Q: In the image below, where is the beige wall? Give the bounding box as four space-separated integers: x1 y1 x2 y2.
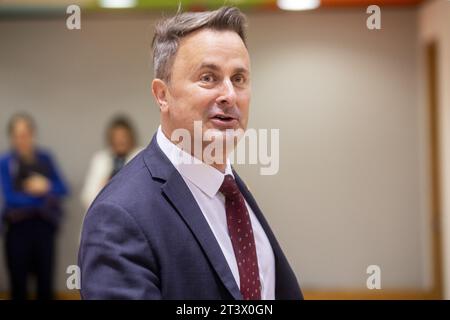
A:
0 7 430 294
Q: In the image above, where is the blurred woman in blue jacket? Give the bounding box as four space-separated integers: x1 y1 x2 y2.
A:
0 113 68 300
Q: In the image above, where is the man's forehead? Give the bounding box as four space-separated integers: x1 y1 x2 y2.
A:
176 29 250 70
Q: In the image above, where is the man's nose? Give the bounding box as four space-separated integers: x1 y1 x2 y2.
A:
216 79 237 107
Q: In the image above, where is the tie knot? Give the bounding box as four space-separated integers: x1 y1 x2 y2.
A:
219 174 240 199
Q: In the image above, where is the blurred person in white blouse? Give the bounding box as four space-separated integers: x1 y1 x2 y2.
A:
80 115 142 211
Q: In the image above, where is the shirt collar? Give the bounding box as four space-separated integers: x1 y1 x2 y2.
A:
156 125 233 198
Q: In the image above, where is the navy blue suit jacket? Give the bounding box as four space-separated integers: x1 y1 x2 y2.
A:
78 134 302 300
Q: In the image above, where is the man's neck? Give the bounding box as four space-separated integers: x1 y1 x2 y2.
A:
161 126 229 174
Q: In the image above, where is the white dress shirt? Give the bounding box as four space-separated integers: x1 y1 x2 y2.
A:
156 126 275 299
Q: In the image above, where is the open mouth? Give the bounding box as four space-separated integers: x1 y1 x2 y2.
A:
210 114 238 129
212 114 235 122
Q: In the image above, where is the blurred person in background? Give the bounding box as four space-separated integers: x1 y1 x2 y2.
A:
80 115 141 211
0 113 69 300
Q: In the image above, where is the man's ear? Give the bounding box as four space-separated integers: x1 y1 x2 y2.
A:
151 78 169 112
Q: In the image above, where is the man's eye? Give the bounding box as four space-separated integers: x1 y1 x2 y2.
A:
200 74 215 82
233 75 246 84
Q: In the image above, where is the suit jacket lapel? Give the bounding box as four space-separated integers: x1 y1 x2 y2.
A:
232 170 281 256
144 136 242 300
233 170 303 300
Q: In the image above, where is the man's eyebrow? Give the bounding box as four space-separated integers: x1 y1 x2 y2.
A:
197 63 220 71
233 67 249 74
196 63 249 74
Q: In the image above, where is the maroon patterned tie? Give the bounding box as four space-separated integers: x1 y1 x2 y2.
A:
219 174 261 300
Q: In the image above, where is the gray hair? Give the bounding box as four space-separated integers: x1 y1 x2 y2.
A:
151 6 248 82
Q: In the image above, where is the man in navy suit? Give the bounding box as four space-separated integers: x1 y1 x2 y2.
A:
78 6 302 300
